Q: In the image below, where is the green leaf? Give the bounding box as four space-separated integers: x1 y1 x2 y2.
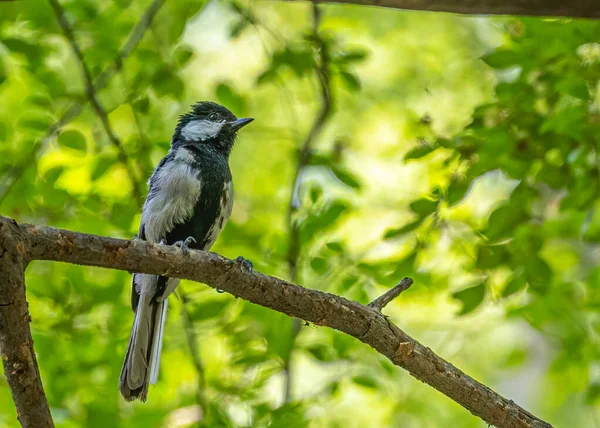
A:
485 204 530 241
42 166 64 185
18 116 52 131
335 49 368 64
331 166 361 189
310 257 328 274
25 94 52 108
152 69 184 98
300 201 349 244
452 282 485 315
476 245 509 269
2 37 41 62
502 276 526 298
229 19 249 39
133 96 150 114
404 143 438 160
524 256 552 294
173 46 194 68
306 343 337 362
446 179 470 206
91 155 116 180
352 375 378 389
325 241 343 252
339 70 361 91
58 130 87 152
409 198 438 216
309 185 323 204
482 49 521 69
384 219 423 239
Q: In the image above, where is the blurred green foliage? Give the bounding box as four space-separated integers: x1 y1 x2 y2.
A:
0 0 599 426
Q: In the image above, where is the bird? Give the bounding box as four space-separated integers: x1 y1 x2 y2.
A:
119 101 253 401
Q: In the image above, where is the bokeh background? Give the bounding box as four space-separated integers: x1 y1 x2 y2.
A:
1 0 600 426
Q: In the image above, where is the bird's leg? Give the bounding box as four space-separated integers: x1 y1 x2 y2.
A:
216 256 253 294
173 236 196 254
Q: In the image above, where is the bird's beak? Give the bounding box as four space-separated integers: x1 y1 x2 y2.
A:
227 117 254 132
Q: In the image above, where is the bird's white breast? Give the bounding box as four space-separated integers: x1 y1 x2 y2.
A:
141 152 202 243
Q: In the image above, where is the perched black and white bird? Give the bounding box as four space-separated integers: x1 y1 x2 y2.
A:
119 101 253 401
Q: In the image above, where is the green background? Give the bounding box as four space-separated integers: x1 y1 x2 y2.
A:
0 0 599 426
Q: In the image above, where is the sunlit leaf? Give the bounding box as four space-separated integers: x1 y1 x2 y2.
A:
58 130 87 152
452 282 485 315
331 166 361 189
409 198 438 216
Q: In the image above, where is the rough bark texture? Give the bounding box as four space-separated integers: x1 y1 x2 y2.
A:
0 215 553 428
288 0 600 19
0 219 53 428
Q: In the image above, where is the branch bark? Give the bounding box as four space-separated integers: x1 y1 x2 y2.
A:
0 215 553 428
0 219 53 428
284 0 600 19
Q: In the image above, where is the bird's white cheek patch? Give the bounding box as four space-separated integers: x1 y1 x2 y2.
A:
181 120 224 141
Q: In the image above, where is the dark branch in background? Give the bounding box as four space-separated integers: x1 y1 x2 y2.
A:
179 287 207 420
0 0 165 207
48 0 142 201
367 277 413 311
283 0 600 19
0 215 554 428
0 220 53 428
283 1 333 403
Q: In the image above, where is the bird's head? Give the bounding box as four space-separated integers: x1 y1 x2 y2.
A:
172 101 253 155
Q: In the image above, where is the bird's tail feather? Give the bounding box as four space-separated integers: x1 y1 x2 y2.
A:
119 278 167 402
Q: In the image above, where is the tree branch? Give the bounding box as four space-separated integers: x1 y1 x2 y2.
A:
283 1 333 403
48 0 142 201
0 0 165 206
367 277 413 311
282 0 600 19
0 219 53 428
0 215 553 428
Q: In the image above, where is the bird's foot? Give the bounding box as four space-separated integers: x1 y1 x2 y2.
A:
235 256 253 273
216 256 253 294
174 236 196 254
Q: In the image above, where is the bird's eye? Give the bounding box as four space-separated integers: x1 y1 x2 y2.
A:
208 113 218 121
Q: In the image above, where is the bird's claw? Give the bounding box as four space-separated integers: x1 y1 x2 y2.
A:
215 256 253 294
235 256 253 273
174 236 196 254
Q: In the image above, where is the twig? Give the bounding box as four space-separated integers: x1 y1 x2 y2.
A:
48 0 142 201
367 277 413 311
0 0 165 206
179 287 207 420
283 1 333 403
0 215 554 428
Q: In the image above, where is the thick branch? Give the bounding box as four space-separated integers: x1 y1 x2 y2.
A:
48 0 142 201
0 220 53 428
284 0 600 19
0 0 165 206
0 215 552 428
